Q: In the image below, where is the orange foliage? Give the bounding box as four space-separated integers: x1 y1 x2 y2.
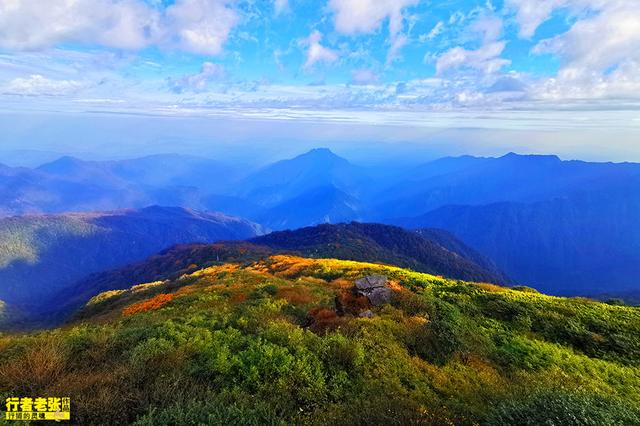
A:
258 255 318 277
308 308 344 333
122 293 176 316
277 286 314 304
175 284 198 296
387 280 404 292
330 278 354 290
229 293 248 304
335 291 370 315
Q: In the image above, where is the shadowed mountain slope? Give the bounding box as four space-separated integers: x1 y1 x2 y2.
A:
0 206 263 327
237 148 370 208
400 181 640 296
251 222 510 285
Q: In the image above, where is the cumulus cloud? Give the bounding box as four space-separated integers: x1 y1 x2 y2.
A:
166 0 239 56
2 74 85 96
505 0 571 38
0 0 238 55
329 0 417 34
533 2 640 75
329 0 419 64
524 1 640 100
436 16 510 75
302 31 338 69
0 0 158 50
169 61 225 93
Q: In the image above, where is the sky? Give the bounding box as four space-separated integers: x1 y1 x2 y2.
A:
0 0 639 162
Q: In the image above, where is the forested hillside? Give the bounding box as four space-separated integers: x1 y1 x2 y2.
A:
0 207 263 327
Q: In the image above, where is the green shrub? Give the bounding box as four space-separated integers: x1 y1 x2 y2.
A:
493 335 557 371
133 397 286 426
487 390 640 426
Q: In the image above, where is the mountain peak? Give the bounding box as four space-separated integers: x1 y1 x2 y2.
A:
300 148 342 160
37 156 90 174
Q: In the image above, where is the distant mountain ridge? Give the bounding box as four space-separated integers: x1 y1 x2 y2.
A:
1 148 639 300
250 222 510 285
374 152 640 219
0 206 263 327
401 185 640 296
0 154 246 217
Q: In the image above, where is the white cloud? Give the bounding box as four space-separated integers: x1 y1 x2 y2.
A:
386 34 408 65
0 0 239 55
169 61 225 93
436 16 510 75
0 0 159 50
302 31 338 69
420 21 444 43
329 0 418 34
274 0 288 16
533 2 640 75
329 0 419 64
166 0 239 56
351 69 379 85
525 1 640 100
2 74 85 96
505 0 570 38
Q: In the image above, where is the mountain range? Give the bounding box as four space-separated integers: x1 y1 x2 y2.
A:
1 148 639 302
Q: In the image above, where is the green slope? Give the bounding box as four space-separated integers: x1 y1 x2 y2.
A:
1 256 638 425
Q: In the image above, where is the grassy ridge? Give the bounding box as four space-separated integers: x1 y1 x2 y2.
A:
1 256 639 425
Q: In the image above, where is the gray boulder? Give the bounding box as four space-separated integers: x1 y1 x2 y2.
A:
355 274 388 290
355 275 392 306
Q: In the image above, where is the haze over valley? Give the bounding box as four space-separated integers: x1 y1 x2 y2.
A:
1 148 638 329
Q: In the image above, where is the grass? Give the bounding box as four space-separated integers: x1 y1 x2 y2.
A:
1 255 639 425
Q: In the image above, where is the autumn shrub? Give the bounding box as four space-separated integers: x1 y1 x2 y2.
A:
130 337 174 371
320 333 365 372
308 308 344 332
391 289 434 317
262 284 279 296
511 286 540 293
123 293 176 316
0 336 68 394
411 300 465 364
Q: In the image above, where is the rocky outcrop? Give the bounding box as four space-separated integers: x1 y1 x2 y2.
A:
333 274 393 317
354 275 392 306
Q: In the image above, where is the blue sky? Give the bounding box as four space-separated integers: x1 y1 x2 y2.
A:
0 0 639 161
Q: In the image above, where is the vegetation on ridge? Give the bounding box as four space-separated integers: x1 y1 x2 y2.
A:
1 255 639 425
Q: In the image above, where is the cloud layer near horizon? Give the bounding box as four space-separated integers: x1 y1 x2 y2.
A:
0 0 639 152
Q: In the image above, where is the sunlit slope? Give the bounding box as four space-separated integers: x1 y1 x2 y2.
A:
1 256 639 425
